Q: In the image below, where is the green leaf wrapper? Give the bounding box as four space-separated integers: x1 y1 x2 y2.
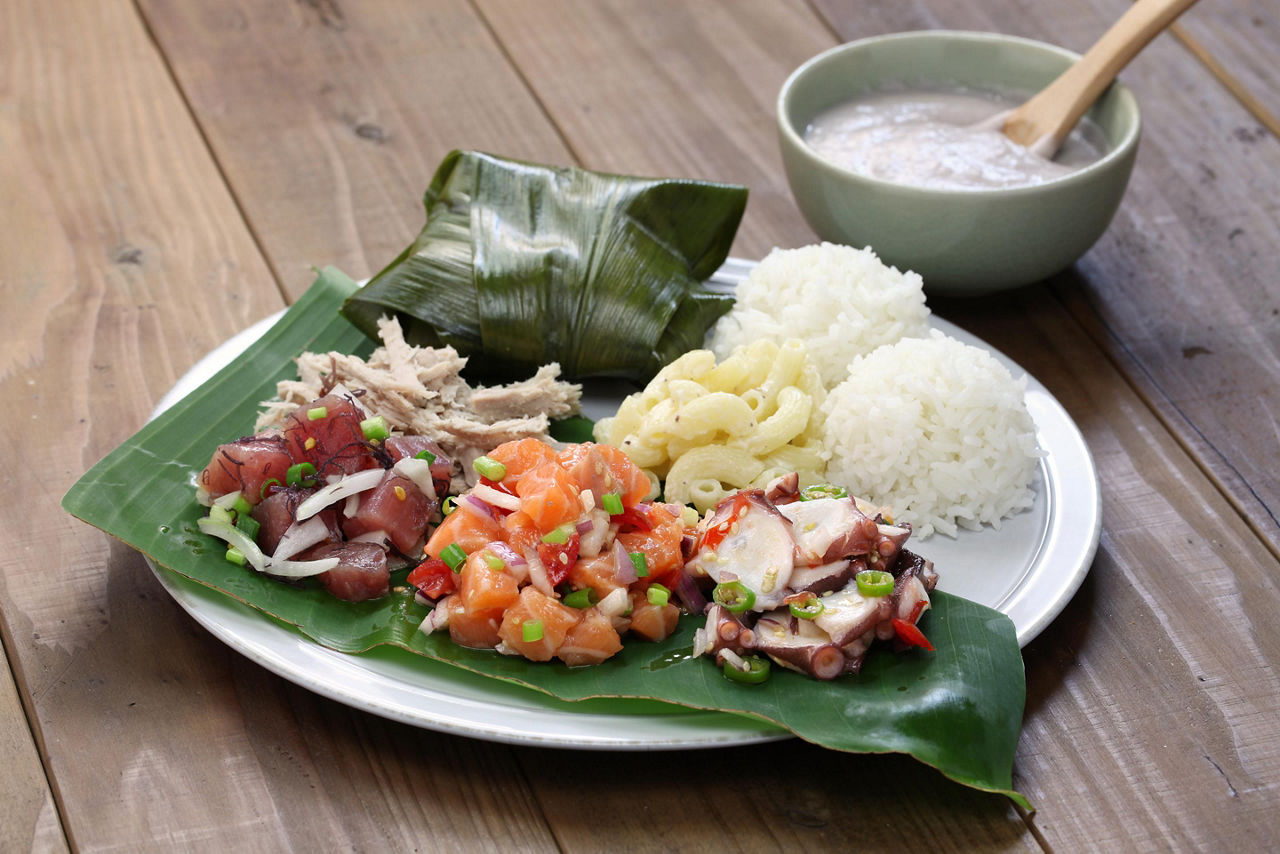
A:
64 268 1029 809
340 151 745 382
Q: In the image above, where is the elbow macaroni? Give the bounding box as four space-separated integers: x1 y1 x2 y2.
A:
593 339 830 513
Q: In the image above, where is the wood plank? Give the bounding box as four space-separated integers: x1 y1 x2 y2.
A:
136 0 576 299
0 0 555 849
1171 4 1280 137
0 640 67 852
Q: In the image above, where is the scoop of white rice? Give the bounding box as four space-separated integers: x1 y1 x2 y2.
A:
708 243 930 388
820 330 1040 538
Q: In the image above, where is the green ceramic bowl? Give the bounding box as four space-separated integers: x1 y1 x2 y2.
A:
777 31 1141 294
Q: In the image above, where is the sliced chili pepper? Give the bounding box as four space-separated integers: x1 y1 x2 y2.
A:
722 655 770 684
712 580 755 613
892 618 935 651
407 558 456 600
800 483 849 501
537 532 580 587
786 591 824 619
856 569 895 597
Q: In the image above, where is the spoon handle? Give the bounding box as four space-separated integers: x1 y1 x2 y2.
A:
1002 0 1201 155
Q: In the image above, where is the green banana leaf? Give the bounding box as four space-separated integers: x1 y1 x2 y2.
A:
63 267 1029 809
340 151 744 382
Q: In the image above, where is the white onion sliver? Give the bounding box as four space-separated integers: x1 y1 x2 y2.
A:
392 457 438 501
196 517 337 578
471 483 521 512
526 549 554 596
273 515 335 561
348 530 390 546
597 587 629 618
296 468 386 520
343 492 360 518
212 490 243 510
578 509 612 558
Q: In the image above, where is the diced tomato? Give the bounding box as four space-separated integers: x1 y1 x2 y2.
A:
341 472 435 555
514 460 580 533
497 587 580 661
557 608 623 667
536 532 580 587
407 558 455 600
618 504 685 581
282 394 379 477
199 434 294 503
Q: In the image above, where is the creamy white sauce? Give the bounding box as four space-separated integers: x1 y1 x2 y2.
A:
804 88 1108 191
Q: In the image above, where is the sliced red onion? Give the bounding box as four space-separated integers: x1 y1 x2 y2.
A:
295 468 386 520
196 517 338 578
487 541 526 567
472 482 521 512
392 457 438 502
597 587 629 618
612 540 636 585
578 509 612 558
673 571 708 614
576 519 594 534
272 515 336 561
418 598 452 634
460 494 497 522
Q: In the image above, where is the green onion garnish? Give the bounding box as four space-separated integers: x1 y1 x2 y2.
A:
285 462 317 487
856 569 895 597
440 543 467 573
209 505 234 525
225 546 247 567
629 551 648 578
712 580 754 613
601 492 624 515
646 584 670 607
723 655 770 684
259 478 280 500
414 449 436 464
235 514 260 542
541 525 571 545
473 455 507 481
563 588 596 609
307 406 328 421
441 496 457 516
788 592 824 620
232 494 253 517
800 483 849 501
482 551 505 571
521 620 544 643
360 415 390 441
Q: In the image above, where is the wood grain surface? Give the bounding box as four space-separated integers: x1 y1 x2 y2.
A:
3 0 1278 850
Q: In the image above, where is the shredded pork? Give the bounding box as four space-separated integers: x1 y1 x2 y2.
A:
257 316 582 491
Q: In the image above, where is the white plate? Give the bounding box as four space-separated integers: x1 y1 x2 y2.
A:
148 258 1099 749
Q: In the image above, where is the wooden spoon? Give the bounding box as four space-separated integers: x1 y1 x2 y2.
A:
1001 0 1201 158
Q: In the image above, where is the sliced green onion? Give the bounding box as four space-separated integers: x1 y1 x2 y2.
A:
414 449 437 464
712 581 755 613
541 525 571 545
225 546 247 567
723 655 770 684
232 494 253 517
286 462 317 487
856 569 895 597
629 551 648 578
259 478 280 500
788 592 824 620
360 415 390 441
800 483 849 501
601 492 624 515
235 513 260 542
646 583 670 607
473 455 508 481
440 543 467 573
563 588 596 609
209 504 234 525
441 496 457 516
307 406 328 421
482 551 505 571
521 619 544 643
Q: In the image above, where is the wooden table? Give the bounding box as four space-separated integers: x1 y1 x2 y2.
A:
4 0 1278 850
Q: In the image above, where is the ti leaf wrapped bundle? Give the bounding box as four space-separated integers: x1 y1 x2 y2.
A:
341 150 748 382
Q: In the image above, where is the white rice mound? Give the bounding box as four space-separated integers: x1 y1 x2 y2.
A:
820 330 1041 539
708 243 930 388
